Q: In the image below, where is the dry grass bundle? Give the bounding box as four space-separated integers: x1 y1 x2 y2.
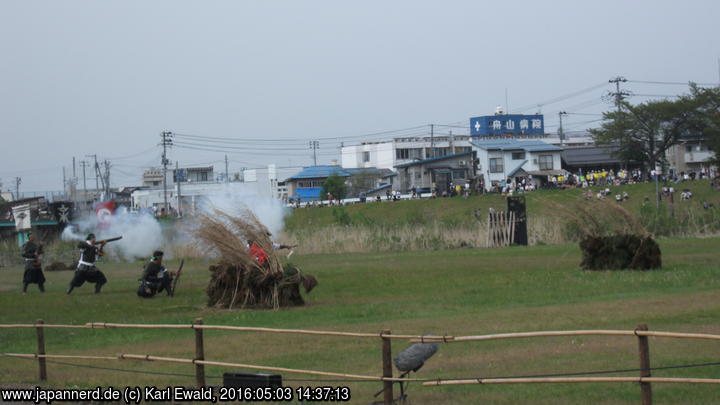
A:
194 209 315 309
545 197 661 270
579 234 661 270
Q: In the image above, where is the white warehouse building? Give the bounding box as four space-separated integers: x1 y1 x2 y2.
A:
341 133 592 171
341 135 475 170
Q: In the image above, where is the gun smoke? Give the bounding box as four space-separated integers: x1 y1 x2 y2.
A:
62 206 163 260
61 184 289 261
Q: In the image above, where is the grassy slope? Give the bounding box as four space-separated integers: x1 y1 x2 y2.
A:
1 238 719 404
284 179 720 232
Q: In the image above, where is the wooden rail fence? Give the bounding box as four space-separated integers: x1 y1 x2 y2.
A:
2 320 719 405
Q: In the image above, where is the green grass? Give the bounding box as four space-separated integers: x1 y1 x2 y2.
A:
1 238 719 404
285 179 720 237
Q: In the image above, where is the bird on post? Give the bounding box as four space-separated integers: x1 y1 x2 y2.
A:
394 341 439 373
373 340 439 403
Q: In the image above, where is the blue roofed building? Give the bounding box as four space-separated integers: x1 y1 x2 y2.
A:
285 165 396 201
470 139 565 191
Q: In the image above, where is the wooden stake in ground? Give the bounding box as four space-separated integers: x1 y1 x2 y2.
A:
194 318 205 387
169 259 184 297
637 323 652 405
381 329 393 405
36 319 46 381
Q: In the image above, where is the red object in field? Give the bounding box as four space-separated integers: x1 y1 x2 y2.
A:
95 201 116 229
249 242 268 264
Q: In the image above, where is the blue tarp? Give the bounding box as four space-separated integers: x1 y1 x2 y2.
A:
286 166 350 180
292 187 323 201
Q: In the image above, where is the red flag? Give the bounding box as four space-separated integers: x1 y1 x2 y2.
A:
95 201 116 229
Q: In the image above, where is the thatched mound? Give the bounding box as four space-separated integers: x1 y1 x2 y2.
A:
46 262 73 271
196 209 316 309
544 198 662 271
580 235 661 270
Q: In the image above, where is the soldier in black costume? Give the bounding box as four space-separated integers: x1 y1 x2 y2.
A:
66 233 108 295
21 232 46 293
137 250 172 298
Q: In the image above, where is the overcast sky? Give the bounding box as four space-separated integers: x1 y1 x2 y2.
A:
1 0 718 193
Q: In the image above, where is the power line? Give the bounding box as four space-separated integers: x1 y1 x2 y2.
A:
173 144 324 156
172 125 428 143
173 140 312 151
99 146 157 161
628 79 717 86
630 94 681 98
513 82 609 113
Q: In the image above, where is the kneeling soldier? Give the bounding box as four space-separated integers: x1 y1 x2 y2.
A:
67 233 108 295
137 250 172 298
21 232 46 293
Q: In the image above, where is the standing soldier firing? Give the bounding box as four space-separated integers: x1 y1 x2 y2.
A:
21 232 46 293
66 233 108 295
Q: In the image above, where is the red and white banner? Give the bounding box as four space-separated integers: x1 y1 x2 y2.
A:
95 201 116 229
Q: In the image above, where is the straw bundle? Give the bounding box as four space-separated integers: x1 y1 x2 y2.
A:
546 198 661 270
194 209 316 309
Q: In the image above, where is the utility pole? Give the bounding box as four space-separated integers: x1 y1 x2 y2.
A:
176 161 182 217
160 131 173 214
15 177 21 200
224 155 229 183
558 111 568 146
86 154 100 192
609 76 631 170
308 140 319 166
103 160 111 197
608 76 629 113
80 160 88 206
429 124 434 158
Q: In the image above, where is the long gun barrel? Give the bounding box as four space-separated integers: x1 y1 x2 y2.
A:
97 236 123 244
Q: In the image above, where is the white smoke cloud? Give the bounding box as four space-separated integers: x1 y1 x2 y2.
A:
61 183 288 261
62 206 164 260
198 183 289 237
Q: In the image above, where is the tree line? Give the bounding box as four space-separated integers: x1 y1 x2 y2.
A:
590 84 720 174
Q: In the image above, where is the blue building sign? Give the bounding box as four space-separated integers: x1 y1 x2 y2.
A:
470 114 545 136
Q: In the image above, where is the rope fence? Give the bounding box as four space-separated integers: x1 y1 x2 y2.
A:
423 376 720 386
2 320 719 405
411 329 720 343
4 352 719 384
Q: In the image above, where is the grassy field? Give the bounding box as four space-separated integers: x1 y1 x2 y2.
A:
284 180 720 253
1 237 719 404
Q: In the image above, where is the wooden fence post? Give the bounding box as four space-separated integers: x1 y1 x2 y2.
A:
36 319 47 381
381 329 393 405
636 323 652 405
194 318 206 387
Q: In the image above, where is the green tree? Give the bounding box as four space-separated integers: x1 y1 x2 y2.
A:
321 175 347 200
683 84 720 167
347 169 378 197
590 97 693 175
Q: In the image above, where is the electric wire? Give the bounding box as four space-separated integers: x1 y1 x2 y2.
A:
628 80 717 86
